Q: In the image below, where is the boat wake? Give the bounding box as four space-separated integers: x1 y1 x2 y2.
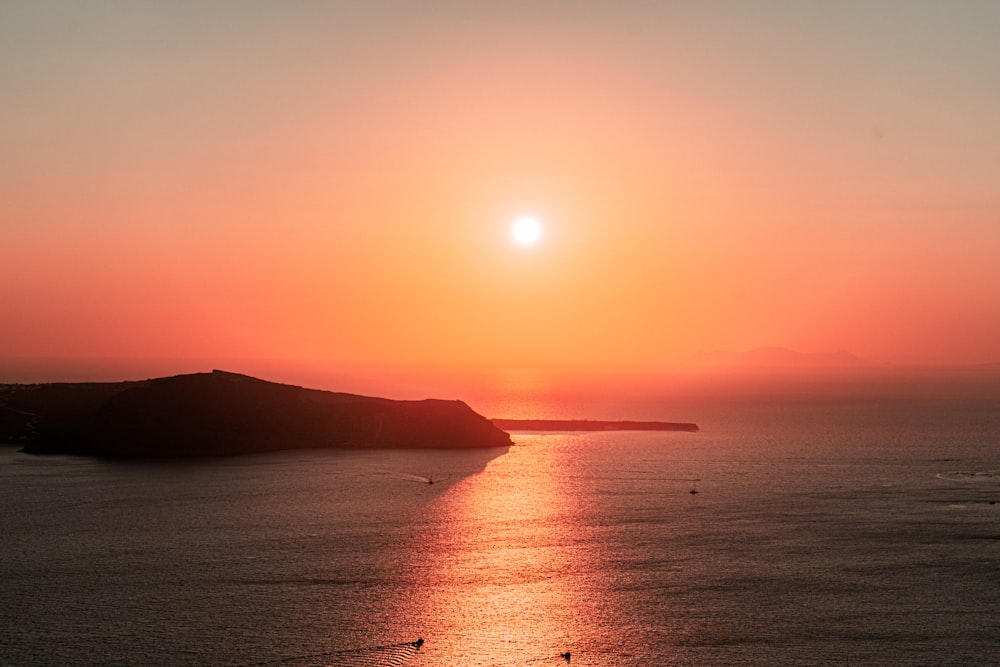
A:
935 469 999 483
235 638 424 667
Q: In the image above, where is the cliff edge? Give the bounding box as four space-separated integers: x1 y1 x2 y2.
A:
0 370 512 458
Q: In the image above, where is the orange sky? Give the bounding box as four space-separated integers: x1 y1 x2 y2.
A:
3 2 1000 380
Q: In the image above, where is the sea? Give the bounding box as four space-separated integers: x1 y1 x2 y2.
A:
2 370 998 666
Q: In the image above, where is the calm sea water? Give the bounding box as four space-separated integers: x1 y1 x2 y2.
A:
2 376 999 666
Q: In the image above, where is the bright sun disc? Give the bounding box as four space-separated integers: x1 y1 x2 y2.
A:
512 216 542 245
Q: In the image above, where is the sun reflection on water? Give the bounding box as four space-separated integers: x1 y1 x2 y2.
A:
406 436 607 666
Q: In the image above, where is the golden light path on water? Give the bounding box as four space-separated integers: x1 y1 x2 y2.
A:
413 436 591 665
401 435 652 667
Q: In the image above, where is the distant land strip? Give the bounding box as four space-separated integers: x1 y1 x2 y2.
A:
492 419 698 432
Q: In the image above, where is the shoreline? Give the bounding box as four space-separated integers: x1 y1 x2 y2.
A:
492 419 698 432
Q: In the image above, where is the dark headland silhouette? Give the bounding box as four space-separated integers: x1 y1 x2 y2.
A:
0 370 512 458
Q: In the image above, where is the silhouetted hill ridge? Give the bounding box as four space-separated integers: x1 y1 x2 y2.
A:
1 370 511 458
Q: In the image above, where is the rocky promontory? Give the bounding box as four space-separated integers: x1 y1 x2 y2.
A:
0 370 512 458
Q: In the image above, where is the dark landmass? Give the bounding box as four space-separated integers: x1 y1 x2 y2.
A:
0 370 512 458
492 419 698 432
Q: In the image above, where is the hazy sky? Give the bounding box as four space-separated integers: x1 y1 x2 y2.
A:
3 1 999 374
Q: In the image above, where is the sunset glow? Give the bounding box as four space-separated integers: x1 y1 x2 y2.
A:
3 6 1000 662
2 2 999 382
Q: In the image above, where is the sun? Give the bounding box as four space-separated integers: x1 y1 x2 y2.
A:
511 215 542 245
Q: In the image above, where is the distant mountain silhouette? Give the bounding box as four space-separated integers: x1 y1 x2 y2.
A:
0 370 511 458
968 361 1000 371
691 347 870 369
